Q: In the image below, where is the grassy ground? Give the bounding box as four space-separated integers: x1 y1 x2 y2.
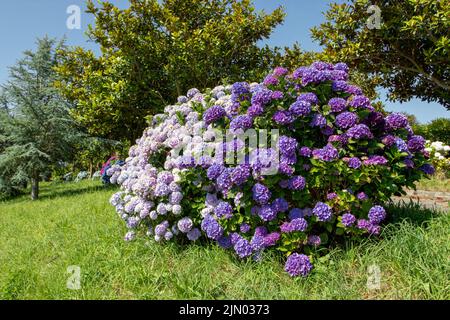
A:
0 180 448 300
414 177 450 192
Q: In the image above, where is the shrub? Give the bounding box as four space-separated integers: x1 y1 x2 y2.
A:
425 140 450 178
109 62 433 277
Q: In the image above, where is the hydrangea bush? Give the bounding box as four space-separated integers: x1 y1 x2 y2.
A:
109 62 433 277
424 140 450 177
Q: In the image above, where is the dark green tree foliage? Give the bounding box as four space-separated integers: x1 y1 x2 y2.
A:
424 118 450 145
0 38 84 200
55 0 296 142
311 0 450 108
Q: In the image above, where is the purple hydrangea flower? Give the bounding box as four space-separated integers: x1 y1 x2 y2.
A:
368 205 386 224
311 61 333 70
201 216 224 240
357 219 371 230
299 146 312 157
313 202 333 221
203 105 226 125
187 228 201 241
247 104 264 117
297 92 319 105
404 158 414 168
251 87 273 106
273 67 288 76
216 168 233 191
272 198 289 213
234 238 253 258
332 80 349 92
348 95 370 108
230 232 242 245
335 112 358 129
207 164 223 180
334 62 349 72
289 208 303 220
385 113 409 130
289 100 311 116
321 126 334 136
215 201 233 219
169 191 183 204
327 192 338 200
230 115 253 131
312 144 339 162
290 218 308 232
273 110 295 125
346 124 373 139
240 223 251 233
217 235 232 248
420 164 435 175
177 217 193 233
258 205 277 221
124 231 136 241
288 176 306 190
284 253 313 277
279 136 298 157
310 113 327 128
280 221 292 233
231 164 251 186
272 91 284 100
395 138 409 153
363 155 388 166
368 224 381 235
255 226 268 237
307 235 321 246
177 95 188 104
263 232 280 247
231 82 250 101
328 97 347 113
382 135 396 147
357 192 368 201
252 183 271 205
187 88 200 98
342 213 356 227
407 135 426 152
263 74 279 86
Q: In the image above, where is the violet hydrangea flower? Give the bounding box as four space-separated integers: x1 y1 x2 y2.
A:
252 183 271 205
341 213 356 227
313 202 333 221
203 105 226 125
368 205 386 224
284 253 313 277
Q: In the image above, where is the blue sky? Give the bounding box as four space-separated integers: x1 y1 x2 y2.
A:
0 0 447 123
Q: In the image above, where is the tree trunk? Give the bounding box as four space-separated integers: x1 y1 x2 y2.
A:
31 173 39 200
89 160 93 178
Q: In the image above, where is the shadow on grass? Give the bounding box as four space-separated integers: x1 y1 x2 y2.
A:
386 199 445 227
37 183 118 201
1 181 118 204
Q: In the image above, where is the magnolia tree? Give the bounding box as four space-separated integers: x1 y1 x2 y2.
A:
108 62 433 277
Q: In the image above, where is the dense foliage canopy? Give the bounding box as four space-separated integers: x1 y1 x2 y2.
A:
311 0 450 108
55 0 307 142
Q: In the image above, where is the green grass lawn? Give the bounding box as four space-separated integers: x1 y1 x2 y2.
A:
0 180 448 300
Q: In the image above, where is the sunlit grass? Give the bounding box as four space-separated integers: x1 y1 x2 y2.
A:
0 180 448 299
